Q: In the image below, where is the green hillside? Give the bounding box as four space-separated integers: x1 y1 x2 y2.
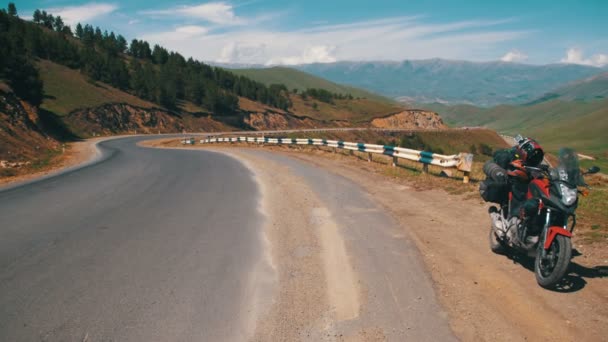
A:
288 94 402 123
230 67 395 104
547 72 608 101
424 99 608 156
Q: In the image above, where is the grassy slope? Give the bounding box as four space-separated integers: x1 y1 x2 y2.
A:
424 99 608 155
38 60 219 117
38 60 158 115
549 72 608 101
230 67 395 104
288 95 403 123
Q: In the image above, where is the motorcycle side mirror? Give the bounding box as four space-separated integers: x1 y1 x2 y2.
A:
584 166 600 175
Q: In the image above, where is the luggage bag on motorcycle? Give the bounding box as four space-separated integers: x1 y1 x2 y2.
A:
480 161 509 203
479 179 509 203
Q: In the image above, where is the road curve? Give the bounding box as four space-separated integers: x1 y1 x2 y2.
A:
0 136 269 341
0 136 455 341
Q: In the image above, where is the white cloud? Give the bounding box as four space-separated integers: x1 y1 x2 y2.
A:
144 25 208 41
500 50 528 62
46 3 118 26
142 2 244 25
267 46 337 65
141 15 527 65
175 25 208 35
560 48 608 67
219 42 268 63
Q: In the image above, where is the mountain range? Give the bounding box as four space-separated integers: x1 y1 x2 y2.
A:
294 59 604 107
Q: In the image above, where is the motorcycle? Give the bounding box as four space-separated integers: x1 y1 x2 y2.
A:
482 148 600 288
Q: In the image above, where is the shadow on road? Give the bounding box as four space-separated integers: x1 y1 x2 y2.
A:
506 249 608 293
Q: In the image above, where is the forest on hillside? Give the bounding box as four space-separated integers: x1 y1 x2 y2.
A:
0 3 292 114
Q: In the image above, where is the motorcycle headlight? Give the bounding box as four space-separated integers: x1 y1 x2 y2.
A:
559 183 578 206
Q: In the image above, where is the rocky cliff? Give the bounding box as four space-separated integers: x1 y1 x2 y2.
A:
0 89 60 162
243 112 351 130
241 108 445 131
65 103 229 136
370 110 446 129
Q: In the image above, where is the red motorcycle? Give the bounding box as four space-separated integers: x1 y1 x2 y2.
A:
482 148 600 288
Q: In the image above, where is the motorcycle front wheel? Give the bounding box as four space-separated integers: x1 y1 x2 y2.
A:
534 235 572 288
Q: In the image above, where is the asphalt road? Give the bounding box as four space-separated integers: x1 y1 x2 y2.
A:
0 137 268 341
0 136 455 341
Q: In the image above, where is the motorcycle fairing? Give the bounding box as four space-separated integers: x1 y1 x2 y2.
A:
527 178 550 199
544 226 572 250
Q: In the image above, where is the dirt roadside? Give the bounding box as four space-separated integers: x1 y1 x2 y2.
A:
280 149 608 341
0 135 144 189
0 139 100 188
144 139 608 341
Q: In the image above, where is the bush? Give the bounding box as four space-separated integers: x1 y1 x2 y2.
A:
0 168 18 177
399 134 428 151
479 143 493 156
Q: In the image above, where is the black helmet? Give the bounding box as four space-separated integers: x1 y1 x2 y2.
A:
516 137 544 167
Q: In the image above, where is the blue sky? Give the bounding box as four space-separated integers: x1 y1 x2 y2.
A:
14 0 608 66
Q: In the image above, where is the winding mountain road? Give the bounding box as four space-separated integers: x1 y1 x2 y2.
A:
0 136 455 341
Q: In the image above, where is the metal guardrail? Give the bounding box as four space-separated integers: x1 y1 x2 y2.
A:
192 136 475 183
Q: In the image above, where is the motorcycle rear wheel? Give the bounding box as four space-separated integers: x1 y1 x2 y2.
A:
534 235 572 288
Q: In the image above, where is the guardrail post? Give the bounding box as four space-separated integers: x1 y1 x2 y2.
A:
349 149 354 156
422 163 429 173
392 156 397 167
463 171 470 184
368 152 372 162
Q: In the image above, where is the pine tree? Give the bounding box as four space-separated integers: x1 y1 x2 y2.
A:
94 27 102 42
75 23 83 38
141 41 152 59
129 39 140 57
42 12 54 29
6 56 44 106
116 35 127 53
82 25 94 46
61 25 72 36
142 63 157 101
130 61 147 98
53 16 64 32
33 9 41 23
152 45 169 64
7 2 16 16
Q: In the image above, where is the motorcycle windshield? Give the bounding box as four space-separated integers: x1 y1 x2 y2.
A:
554 147 583 186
